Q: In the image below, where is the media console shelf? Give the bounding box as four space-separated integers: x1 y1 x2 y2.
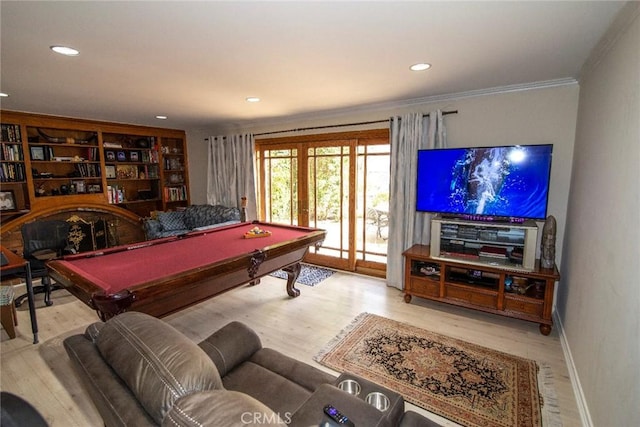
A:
403 244 559 335
430 217 539 271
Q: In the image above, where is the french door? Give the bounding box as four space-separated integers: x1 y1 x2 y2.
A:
255 129 389 276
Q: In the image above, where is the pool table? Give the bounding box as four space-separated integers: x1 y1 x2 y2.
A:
47 221 326 320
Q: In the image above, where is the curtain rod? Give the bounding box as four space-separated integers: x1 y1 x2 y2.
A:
254 110 458 137
205 110 458 140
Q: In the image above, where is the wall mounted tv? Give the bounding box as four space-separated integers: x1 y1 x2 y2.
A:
416 144 553 221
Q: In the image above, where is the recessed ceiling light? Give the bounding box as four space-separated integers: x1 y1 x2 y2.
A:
50 45 80 56
0 93 8 98
410 63 431 71
246 97 261 103
155 115 168 120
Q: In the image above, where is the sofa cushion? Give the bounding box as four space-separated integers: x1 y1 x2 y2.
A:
95 312 223 424
156 211 187 232
222 360 313 418
162 390 285 426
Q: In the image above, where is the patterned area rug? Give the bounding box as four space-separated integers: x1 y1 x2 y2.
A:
315 313 545 427
270 264 335 286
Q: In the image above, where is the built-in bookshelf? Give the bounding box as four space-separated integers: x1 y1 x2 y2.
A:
0 122 29 219
103 132 163 216
0 111 189 222
161 136 189 208
27 125 103 200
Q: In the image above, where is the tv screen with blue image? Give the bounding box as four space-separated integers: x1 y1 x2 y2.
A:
416 144 553 220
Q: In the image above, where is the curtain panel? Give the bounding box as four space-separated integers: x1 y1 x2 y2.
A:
207 134 257 221
386 111 447 289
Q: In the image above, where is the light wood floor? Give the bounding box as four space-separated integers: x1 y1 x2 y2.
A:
0 272 580 426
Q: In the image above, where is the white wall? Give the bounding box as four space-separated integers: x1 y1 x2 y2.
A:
184 128 210 204
186 84 580 265
558 3 640 426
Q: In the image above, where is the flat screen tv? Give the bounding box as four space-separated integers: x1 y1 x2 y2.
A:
416 144 553 221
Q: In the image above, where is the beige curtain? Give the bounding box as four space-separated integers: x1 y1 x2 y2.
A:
386 111 447 289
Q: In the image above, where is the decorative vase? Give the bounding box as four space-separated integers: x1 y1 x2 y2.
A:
540 215 556 269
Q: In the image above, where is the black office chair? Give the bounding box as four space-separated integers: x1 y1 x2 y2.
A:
14 220 71 307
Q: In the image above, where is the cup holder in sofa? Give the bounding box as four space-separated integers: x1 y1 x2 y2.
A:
338 378 362 396
335 372 403 419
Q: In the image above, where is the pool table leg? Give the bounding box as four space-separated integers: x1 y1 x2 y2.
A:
283 263 302 297
91 290 136 321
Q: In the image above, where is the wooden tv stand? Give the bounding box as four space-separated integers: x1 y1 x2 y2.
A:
403 244 559 335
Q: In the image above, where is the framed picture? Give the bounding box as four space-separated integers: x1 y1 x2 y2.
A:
105 165 116 179
105 151 116 162
117 151 126 162
72 180 86 193
129 151 139 162
0 190 17 211
88 184 102 193
30 146 46 161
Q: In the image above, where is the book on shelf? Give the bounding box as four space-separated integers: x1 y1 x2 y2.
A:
164 185 187 202
75 163 101 177
140 149 159 163
107 185 125 204
0 162 26 182
1 124 22 142
1 143 24 161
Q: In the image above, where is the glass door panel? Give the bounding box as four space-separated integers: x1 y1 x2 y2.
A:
356 144 390 273
257 148 298 224
305 145 352 270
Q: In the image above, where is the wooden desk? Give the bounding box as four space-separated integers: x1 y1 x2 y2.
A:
1 246 38 343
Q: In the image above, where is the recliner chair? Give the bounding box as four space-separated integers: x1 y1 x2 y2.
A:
14 220 71 307
64 312 440 426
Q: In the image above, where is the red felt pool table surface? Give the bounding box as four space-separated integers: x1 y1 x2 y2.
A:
48 221 326 320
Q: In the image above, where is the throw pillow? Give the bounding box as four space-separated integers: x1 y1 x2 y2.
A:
157 211 187 231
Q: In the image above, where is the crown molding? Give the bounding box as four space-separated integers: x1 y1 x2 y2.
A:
232 78 578 132
580 1 640 79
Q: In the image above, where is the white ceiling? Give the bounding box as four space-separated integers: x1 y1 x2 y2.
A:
0 1 626 130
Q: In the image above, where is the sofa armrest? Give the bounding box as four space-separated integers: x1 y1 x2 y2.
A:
142 218 163 240
289 383 398 427
198 321 263 377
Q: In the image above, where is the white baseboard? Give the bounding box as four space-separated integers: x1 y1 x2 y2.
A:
554 311 592 427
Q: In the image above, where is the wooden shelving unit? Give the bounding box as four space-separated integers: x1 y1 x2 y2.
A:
160 136 189 209
0 111 190 222
403 244 559 335
1 122 29 221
